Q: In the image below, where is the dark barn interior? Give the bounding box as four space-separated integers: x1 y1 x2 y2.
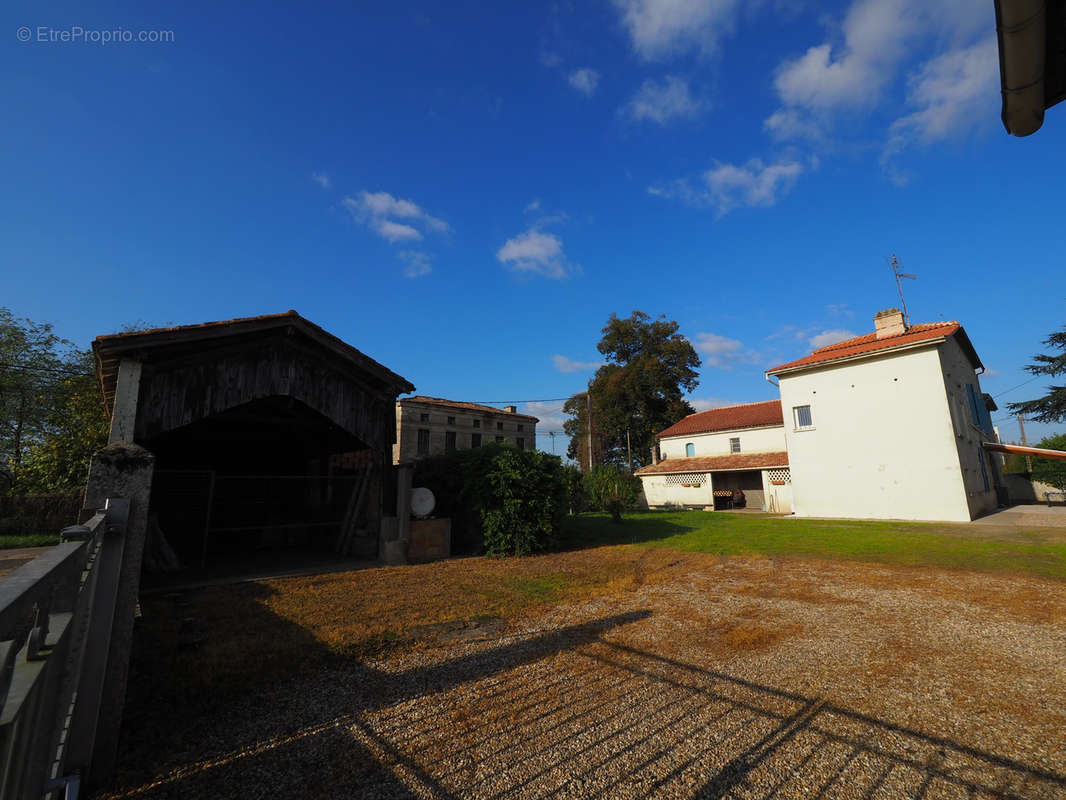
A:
93 312 413 576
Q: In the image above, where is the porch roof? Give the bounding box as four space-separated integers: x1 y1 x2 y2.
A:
635 451 788 476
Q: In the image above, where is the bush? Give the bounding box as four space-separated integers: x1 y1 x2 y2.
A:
0 491 83 536
583 465 641 523
562 464 588 514
412 444 568 556
1032 433 1066 490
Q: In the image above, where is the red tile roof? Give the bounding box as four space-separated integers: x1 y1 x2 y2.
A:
400 395 539 422
658 400 782 439
765 321 978 375
635 451 788 476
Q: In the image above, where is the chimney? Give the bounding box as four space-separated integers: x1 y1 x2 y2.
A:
504 405 516 414
651 443 660 465
873 308 907 340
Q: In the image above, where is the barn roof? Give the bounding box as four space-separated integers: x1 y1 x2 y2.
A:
765 321 982 376
657 400 782 439
93 310 414 416
635 451 788 476
400 396 540 422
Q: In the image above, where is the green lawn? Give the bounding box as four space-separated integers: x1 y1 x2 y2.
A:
562 511 1066 581
0 534 59 550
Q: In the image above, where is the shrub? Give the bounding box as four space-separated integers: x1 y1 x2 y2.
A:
562 464 588 514
412 444 568 556
583 465 641 523
1032 433 1066 491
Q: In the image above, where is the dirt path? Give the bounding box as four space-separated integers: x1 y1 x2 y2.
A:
100 556 1066 799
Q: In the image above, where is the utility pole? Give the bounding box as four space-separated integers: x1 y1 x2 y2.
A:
1018 413 1033 473
626 429 632 472
548 431 556 454
585 390 593 472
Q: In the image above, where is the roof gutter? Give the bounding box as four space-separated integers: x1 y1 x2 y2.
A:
766 337 948 379
996 0 1048 136
983 441 1066 460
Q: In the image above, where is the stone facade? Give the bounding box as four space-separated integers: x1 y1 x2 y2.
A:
393 396 538 463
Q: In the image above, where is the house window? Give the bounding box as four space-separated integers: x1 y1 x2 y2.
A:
685 443 695 457
495 435 505 443
447 416 456 426
445 431 456 452
473 419 481 429
517 424 524 432
516 437 525 450
730 437 741 453
417 428 430 455
496 421 504 431
420 412 430 423
794 405 814 430
471 433 481 448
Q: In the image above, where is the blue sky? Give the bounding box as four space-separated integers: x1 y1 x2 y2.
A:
3 0 1065 456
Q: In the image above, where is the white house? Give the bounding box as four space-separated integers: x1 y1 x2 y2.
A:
635 400 793 513
765 309 999 522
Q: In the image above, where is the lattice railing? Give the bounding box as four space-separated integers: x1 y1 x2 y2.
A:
767 468 791 485
664 473 708 486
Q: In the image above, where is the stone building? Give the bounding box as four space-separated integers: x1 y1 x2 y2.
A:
394 396 538 463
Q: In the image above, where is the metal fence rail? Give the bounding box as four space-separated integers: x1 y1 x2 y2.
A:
0 498 128 800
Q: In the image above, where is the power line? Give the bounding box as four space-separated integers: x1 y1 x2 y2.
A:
0 362 90 378
992 374 1041 399
467 396 573 405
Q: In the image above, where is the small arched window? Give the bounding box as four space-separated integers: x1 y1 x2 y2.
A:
685 442 695 457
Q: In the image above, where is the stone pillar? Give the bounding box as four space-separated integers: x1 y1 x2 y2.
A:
81 442 155 785
380 463 413 565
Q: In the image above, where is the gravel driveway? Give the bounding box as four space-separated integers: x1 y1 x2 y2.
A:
100 556 1066 799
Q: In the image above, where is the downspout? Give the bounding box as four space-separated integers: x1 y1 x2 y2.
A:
996 0 1048 135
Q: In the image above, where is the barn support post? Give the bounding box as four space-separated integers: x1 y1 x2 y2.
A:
77 442 155 786
381 463 413 565
107 360 142 445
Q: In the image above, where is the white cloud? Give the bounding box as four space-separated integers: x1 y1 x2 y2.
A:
809 329 857 349
540 51 563 68
342 189 448 273
652 158 803 216
523 400 569 443
524 198 541 213
552 354 603 373
885 36 998 155
612 0 742 60
398 251 432 278
624 76 705 124
769 0 996 145
695 332 761 368
825 303 853 317
346 191 449 234
311 171 331 190
763 108 825 143
688 396 740 412
568 68 601 96
372 219 422 243
496 229 570 278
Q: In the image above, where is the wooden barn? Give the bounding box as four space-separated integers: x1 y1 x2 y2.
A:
93 311 414 570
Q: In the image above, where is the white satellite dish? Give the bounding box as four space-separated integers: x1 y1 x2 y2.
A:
411 487 436 518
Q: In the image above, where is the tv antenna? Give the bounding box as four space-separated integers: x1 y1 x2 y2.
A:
889 254 916 326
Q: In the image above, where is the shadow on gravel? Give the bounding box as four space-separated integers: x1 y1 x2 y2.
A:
107 594 1065 800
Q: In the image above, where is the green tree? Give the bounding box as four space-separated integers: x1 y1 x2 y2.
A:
583 464 641 523
565 311 700 471
0 308 109 493
1008 325 1066 423
1031 432 1066 491
17 351 109 493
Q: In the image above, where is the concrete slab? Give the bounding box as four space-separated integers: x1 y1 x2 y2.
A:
973 504 1066 527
